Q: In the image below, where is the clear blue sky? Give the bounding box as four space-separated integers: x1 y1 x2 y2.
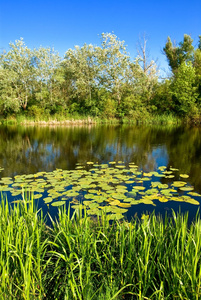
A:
0 0 201 77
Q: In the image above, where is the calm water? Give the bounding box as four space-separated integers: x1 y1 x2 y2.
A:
0 124 201 223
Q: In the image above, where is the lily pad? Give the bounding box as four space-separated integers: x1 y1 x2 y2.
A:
188 192 201 197
184 198 199 205
180 174 189 179
158 196 169 203
179 186 194 192
118 203 131 208
33 194 43 199
170 167 179 171
143 172 152 177
44 197 53 203
109 200 121 206
51 201 66 207
134 186 145 190
172 181 187 187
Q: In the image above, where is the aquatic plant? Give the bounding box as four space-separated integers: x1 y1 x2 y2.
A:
0 162 200 221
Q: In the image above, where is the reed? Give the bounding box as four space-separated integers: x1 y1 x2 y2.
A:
0 194 48 299
0 194 201 299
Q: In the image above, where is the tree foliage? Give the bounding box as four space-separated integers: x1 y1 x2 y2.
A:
0 33 201 121
163 34 194 73
171 62 198 115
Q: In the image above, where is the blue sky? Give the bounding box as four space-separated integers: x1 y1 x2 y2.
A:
0 0 201 77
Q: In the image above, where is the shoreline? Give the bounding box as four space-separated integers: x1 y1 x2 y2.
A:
1 112 201 126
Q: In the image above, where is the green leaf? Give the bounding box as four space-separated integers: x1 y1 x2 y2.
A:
51 201 65 206
180 174 189 178
179 186 194 191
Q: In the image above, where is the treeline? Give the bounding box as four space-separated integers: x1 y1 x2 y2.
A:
0 33 201 121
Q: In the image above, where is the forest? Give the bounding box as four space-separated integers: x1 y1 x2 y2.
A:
0 33 201 122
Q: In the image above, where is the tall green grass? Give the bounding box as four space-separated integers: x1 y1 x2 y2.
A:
1 112 183 126
0 195 201 299
0 194 48 299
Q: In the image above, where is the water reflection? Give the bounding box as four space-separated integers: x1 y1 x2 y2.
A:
0 124 201 222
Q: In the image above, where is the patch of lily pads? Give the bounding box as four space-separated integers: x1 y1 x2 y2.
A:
0 162 200 220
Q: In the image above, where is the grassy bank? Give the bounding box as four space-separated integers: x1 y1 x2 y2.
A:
0 112 184 126
0 195 201 299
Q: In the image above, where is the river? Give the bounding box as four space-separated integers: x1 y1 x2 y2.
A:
0 124 201 223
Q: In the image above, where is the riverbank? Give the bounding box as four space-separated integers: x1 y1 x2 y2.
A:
0 112 187 126
0 196 200 299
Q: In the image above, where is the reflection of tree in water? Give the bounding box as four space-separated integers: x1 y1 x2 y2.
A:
165 126 201 193
0 125 201 195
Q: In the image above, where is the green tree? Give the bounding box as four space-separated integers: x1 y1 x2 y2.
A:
34 47 62 110
98 33 130 107
152 79 174 113
194 42 201 101
125 53 158 113
64 43 100 114
0 38 35 111
171 62 198 115
163 34 194 73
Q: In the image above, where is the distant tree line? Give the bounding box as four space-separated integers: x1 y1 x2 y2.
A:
0 33 201 120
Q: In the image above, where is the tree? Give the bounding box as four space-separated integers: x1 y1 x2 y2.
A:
0 67 21 113
163 34 194 73
64 43 100 114
198 35 201 51
124 34 159 110
152 79 174 113
171 62 198 115
0 38 35 110
98 33 130 107
34 47 62 109
136 33 158 77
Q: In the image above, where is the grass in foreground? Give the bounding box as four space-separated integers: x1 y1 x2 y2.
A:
0 195 201 299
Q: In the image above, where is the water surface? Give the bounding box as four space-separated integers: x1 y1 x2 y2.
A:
0 124 201 223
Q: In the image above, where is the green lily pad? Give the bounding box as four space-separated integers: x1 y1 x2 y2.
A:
141 177 151 181
170 167 179 171
112 193 126 200
106 214 124 220
172 181 187 187
165 175 175 179
158 166 166 171
158 196 169 202
170 197 185 202
109 200 121 206
126 191 137 197
180 174 189 179
184 198 199 205
11 191 22 196
163 171 173 175
88 202 99 209
83 201 92 206
86 208 101 215
33 194 43 199
140 198 156 206
51 201 66 206
44 197 52 203
179 186 194 191
188 192 201 197
145 188 158 195
143 172 152 177
154 174 165 178
134 186 145 190
71 204 85 210
118 203 131 208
